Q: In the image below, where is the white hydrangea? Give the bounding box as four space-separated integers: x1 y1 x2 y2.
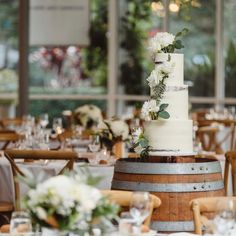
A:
74 104 103 128
109 119 129 140
26 175 102 219
157 32 175 48
141 100 159 120
148 32 175 54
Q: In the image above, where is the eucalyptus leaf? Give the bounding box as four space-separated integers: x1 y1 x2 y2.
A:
175 28 189 38
175 40 184 49
158 110 170 119
160 103 169 111
140 138 148 148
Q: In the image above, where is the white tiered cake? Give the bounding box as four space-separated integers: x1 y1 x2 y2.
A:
143 53 193 155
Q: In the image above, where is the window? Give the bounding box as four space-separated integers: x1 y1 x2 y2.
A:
224 0 236 99
0 0 19 117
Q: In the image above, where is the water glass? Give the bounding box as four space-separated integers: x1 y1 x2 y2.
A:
10 211 32 236
52 118 63 135
119 212 136 236
129 192 151 229
88 135 101 153
39 113 49 129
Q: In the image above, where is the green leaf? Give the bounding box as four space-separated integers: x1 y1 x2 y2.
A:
175 40 184 49
158 110 170 119
160 103 169 111
139 138 148 148
175 28 189 38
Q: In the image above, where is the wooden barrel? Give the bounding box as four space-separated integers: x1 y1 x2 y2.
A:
112 156 225 232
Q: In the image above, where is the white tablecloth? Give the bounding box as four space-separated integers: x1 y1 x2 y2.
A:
0 156 114 203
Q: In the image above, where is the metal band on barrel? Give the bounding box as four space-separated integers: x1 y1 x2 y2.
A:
115 160 222 174
151 221 194 232
112 180 224 192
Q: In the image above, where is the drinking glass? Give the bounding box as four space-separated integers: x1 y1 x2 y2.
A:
52 118 63 135
39 113 49 129
10 211 33 236
129 191 151 231
88 135 101 153
207 198 236 235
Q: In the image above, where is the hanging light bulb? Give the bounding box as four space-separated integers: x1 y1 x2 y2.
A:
151 1 164 12
169 3 180 13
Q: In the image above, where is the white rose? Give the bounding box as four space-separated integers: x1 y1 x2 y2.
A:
146 70 159 88
141 100 159 120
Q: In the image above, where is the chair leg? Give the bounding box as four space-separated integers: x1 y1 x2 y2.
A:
0 213 10 225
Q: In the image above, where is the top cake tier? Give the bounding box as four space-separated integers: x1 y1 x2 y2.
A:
155 53 184 86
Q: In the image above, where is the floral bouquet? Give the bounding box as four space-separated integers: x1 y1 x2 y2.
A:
21 170 119 235
97 118 129 153
74 104 103 130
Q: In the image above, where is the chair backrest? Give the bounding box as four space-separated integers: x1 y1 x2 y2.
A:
101 190 161 226
224 150 236 195
190 196 236 235
0 133 23 150
0 118 23 129
4 149 77 210
196 126 221 153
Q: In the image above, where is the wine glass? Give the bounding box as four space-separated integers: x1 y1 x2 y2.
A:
10 211 33 235
208 198 236 235
52 118 63 135
129 191 151 232
88 135 101 153
39 113 49 129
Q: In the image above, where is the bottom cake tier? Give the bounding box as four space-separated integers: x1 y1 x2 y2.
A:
144 119 193 156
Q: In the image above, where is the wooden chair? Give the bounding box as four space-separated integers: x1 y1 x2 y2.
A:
197 119 236 153
0 118 23 129
196 126 222 154
0 133 24 150
101 190 161 226
190 196 236 235
224 150 236 196
4 149 78 210
0 224 10 233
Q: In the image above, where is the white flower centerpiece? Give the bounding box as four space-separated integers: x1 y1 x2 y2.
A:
133 29 188 157
74 105 103 130
98 118 129 158
22 170 119 235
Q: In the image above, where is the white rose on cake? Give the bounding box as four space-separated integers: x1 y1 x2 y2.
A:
141 100 159 120
147 61 174 88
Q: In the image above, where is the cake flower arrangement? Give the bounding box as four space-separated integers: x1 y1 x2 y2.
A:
74 104 103 130
21 170 119 235
133 29 188 157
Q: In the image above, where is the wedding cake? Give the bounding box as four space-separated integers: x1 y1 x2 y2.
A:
137 30 193 156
